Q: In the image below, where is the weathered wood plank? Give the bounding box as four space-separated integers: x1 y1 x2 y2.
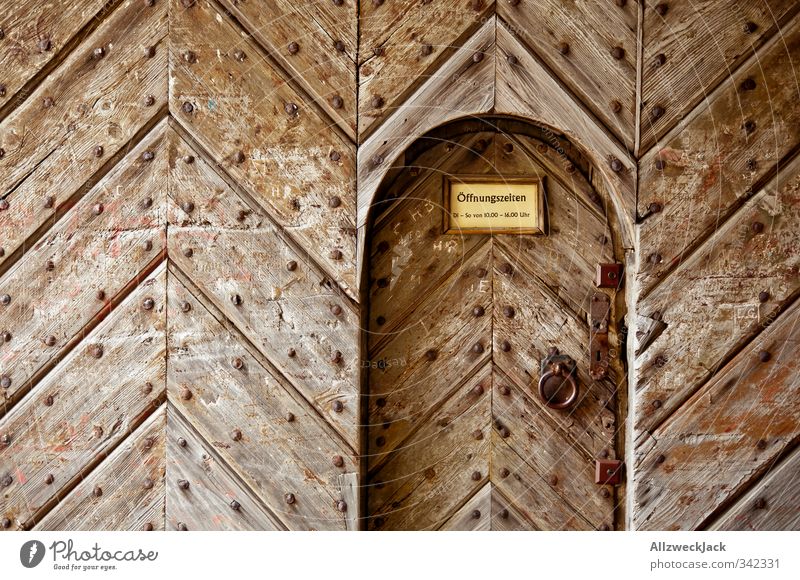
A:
168 131 359 448
710 444 800 531
34 407 166 531
167 270 355 531
0 0 167 267
217 0 357 139
368 244 492 462
358 0 493 139
337 472 358 531
499 0 637 150
491 486 536 531
634 296 800 530
0 0 109 110
439 483 491 531
0 265 166 529
492 243 617 458
492 368 613 528
166 404 283 531
495 22 635 248
0 121 167 408
170 0 357 297
636 14 800 296
639 0 800 154
491 435 594 530
368 364 491 530
357 15 495 229
634 151 800 434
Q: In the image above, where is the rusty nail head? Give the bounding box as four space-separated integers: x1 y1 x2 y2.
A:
332 400 344 413
337 500 347 512
471 509 480 519
180 301 191 313
751 221 764 234
142 151 154 161
93 486 103 497
595 459 623 485
329 196 342 208
231 294 243 306
39 38 52 51
90 344 104 358
756 439 768 450
758 291 770 303
181 200 195 213
331 95 344 109
333 0 343 5
371 96 384 108
503 306 516 318
177 437 187 447
183 247 193 257
655 158 667 170
473 305 485 317
500 385 511 396
288 42 300 54
233 49 246 61
44 335 56 346
96 290 106 301
45 473 55 484
611 99 622 113
471 342 484 354
548 474 558 486
285 412 295 422
758 350 771 362
472 52 484 63
92 203 104 215
332 455 344 467
142 196 153 209
656 454 666 464
177 522 188 531
471 471 481 481
180 386 192 401
334 40 346 53
44 394 54 406
744 120 757 134
285 493 295 504
143 478 154 489
178 479 190 490
425 349 437 361
421 44 433 56
331 350 343 364
558 42 569 55
500 340 511 352
649 202 663 214
330 248 343 260
741 78 756 91
611 46 625 60
329 150 341 162
743 21 757 34
654 53 666 67
331 304 343 316
234 151 246 164
651 105 665 119
287 347 296 358
499 426 510 438
142 240 153 251
44 195 55 208
655 3 668 16
286 260 298 271
144 46 156 58
231 357 244 369
610 157 624 172
754 497 767 509
45 259 55 271
142 297 155 310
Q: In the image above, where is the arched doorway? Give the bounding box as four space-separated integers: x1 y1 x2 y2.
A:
363 117 628 530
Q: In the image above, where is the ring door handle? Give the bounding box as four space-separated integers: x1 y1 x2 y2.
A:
537 350 579 410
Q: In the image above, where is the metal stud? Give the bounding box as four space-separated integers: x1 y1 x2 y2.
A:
142 297 155 310
655 158 667 170
472 429 483 440
332 400 344 413
39 38 52 52
234 151 246 164
654 53 666 67
180 301 191 313
183 155 194 164
0 375 11 389
182 247 193 258
654 3 668 16
421 44 433 56
93 46 105 59
41 95 53 108
93 145 104 158
472 52 484 63
754 497 767 509
144 46 156 58
337 500 347 512
44 335 57 346
330 248 343 260
600 488 611 498
233 49 246 62
471 342 484 354
0 433 10 445
471 471 481 481
610 157 624 172
182 101 193 114
90 344 104 359
288 41 300 55
472 305 485 317
143 478 154 490
651 105 665 120
740 77 756 91
284 493 296 504
743 21 757 34
329 196 342 209
142 151 154 162
371 95 384 109
652 399 662 409
500 263 513 275
1 474 12 487
92 203 104 215
177 437 187 447
425 349 437 361
331 350 343 364
329 150 341 162
0 294 10 306
558 42 570 55
758 291 770 303
143 523 154 531
142 240 153 251
334 40 346 53
656 454 666 464
285 412 295 422
142 382 153 395
654 354 667 368
611 46 625 60
177 522 188 531
93 486 103 497
96 290 106 301
231 428 243 441
287 260 298 271
649 202 663 214
1 518 11 529
751 221 764 234
44 394 55 406
230 499 241 511
331 304 343 316
499 426 510 438
648 253 662 265
180 386 192 401
231 357 244 370
142 196 153 209
45 473 55 484
285 102 298 115
610 99 622 113
756 439 768 450
331 95 344 109
500 340 511 352
332 455 345 467
758 350 771 363
45 259 55 271
177 479 190 490
287 347 296 358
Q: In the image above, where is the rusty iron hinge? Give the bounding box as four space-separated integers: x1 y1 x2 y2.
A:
595 263 624 289
590 292 610 380
595 459 623 485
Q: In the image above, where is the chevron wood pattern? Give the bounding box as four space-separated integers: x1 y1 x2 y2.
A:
0 0 798 532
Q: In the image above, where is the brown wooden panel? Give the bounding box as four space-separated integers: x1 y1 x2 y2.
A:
0 121 167 407
495 22 635 247
218 0 357 139
0 0 109 110
358 0 493 139
491 486 536 531
166 404 283 531
634 297 800 530
640 0 800 154
637 15 800 296
167 131 359 448
0 265 166 530
635 151 800 434
439 483 491 531
166 269 354 531
710 445 800 531
492 243 616 457
0 0 167 267
499 0 637 150
368 365 491 530
34 407 166 531
169 0 357 297
492 368 613 529
491 435 594 530
368 244 492 463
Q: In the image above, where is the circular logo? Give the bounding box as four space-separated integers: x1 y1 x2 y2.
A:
20 540 46 568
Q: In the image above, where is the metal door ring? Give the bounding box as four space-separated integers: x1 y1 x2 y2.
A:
537 350 579 410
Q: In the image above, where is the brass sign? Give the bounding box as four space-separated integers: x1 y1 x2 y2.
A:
443 175 545 235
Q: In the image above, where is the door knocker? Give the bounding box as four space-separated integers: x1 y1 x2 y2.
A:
537 348 579 410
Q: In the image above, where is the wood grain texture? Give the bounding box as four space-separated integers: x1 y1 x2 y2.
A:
166 404 283 531
491 486 535 531
358 0 493 139
167 130 359 448
357 15 496 229
368 365 491 530
439 483 491 531
0 265 166 529
639 0 800 155
634 296 800 530
636 14 800 297
634 151 800 435
0 121 167 407
0 0 167 267
710 444 800 531
0 0 110 110
218 0 357 139
170 0 357 297
499 0 637 150
166 269 354 531
34 407 166 531
495 22 636 249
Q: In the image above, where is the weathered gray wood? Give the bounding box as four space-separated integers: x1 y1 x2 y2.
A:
337 472 358 531
439 483 491 531
634 295 800 530
636 13 800 297
358 0 494 139
639 0 800 155
0 120 167 407
168 131 360 448
634 151 800 435
166 404 283 531
499 0 637 150
710 444 800 531
169 0 357 297
0 265 166 529
491 486 536 531
166 268 354 531
34 407 166 531
368 365 491 530
495 21 636 249
0 0 167 268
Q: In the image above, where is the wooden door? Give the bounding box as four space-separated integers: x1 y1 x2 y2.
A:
365 125 624 530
